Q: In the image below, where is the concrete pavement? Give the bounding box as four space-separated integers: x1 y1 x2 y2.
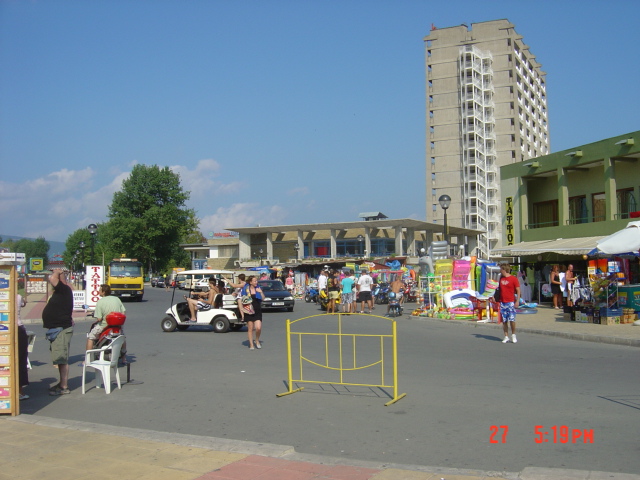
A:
8 291 640 480
3 415 639 480
20 291 640 347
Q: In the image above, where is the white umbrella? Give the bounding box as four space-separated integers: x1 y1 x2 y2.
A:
590 220 640 256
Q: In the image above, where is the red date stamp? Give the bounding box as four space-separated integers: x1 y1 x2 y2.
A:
489 425 509 443
490 425 594 443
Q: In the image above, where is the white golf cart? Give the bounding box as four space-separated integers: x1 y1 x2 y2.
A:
161 290 243 333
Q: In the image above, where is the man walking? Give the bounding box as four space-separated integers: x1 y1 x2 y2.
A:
317 269 328 295
42 268 74 395
499 263 521 344
357 269 374 314
340 270 355 313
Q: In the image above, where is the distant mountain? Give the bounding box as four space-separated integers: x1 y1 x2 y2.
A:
0 234 66 258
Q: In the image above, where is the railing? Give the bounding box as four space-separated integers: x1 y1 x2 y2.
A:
566 217 590 225
525 220 559 229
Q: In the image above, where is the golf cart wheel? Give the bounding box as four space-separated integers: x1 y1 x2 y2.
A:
211 316 230 333
161 316 177 332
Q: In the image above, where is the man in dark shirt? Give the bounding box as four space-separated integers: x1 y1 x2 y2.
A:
42 268 74 395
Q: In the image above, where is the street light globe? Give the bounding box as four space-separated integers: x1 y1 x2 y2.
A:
438 194 451 210
87 223 98 235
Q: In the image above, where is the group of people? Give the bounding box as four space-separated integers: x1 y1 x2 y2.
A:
38 269 127 397
549 264 576 309
317 268 377 314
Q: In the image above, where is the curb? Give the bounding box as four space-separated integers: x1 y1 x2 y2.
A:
6 415 521 480
8 415 640 480
410 315 640 348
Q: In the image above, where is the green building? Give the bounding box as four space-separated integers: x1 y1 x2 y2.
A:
495 130 639 258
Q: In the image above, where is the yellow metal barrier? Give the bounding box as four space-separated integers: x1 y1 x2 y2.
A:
276 313 406 406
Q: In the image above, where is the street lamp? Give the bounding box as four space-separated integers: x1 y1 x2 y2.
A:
438 194 451 246
357 234 364 257
79 241 85 267
293 243 300 261
259 248 264 265
87 224 97 264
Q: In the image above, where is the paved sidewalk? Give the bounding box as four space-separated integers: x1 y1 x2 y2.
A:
3 415 639 480
11 291 639 480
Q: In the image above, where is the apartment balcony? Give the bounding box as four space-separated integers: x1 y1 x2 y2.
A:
487 213 501 224
464 173 478 183
486 228 501 240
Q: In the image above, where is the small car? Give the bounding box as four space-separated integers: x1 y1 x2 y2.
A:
156 277 166 288
258 280 294 312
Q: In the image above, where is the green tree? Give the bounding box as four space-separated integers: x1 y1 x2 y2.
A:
62 227 114 270
105 164 199 272
12 237 50 263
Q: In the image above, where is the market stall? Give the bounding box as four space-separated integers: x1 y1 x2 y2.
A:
587 221 640 323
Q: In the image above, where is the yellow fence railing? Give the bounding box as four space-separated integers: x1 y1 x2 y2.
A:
276 313 406 406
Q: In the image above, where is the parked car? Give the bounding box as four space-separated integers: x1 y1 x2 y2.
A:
156 277 166 288
258 280 294 312
150 277 159 287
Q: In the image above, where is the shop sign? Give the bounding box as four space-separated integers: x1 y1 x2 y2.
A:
85 265 104 309
505 197 514 245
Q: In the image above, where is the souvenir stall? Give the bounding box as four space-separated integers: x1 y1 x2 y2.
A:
412 251 538 321
584 221 640 324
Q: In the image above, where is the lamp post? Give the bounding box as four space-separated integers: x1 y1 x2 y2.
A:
293 243 300 261
79 241 85 267
259 248 263 265
438 194 451 246
357 234 364 257
87 224 97 265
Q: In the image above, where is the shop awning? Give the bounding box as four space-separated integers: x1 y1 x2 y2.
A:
492 236 606 256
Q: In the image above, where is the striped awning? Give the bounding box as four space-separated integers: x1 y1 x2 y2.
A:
492 236 606 256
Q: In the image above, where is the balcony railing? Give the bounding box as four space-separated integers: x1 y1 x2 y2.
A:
525 220 559 229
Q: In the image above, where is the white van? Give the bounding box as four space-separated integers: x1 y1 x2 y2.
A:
175 269 234 291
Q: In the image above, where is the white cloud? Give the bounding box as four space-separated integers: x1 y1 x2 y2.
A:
171 159 243 206
288 186 309 196
0 160 292 242
199 203 287 234
0 167 132 241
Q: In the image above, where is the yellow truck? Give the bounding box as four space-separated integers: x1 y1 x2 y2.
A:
107 258 144 301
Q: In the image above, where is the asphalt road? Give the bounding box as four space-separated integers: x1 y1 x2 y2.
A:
21 286 640 474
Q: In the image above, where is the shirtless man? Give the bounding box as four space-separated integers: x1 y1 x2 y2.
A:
387 276 404 315
186 277 217 321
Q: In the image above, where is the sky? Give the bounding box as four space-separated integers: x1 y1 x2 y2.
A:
1 0 639 243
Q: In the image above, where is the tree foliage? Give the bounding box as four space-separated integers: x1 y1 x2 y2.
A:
1 236 50 262
105 164 199 272
62 225 114 270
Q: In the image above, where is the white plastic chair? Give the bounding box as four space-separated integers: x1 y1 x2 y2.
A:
82 335 125 394
26 331 36 370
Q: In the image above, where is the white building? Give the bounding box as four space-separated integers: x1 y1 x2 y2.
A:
424 19 550 259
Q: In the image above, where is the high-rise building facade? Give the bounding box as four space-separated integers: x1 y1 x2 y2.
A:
424 19 550 259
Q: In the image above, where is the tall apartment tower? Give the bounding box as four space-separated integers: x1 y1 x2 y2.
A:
424 19 550 259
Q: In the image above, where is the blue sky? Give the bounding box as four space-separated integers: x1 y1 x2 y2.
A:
2 0 639 242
